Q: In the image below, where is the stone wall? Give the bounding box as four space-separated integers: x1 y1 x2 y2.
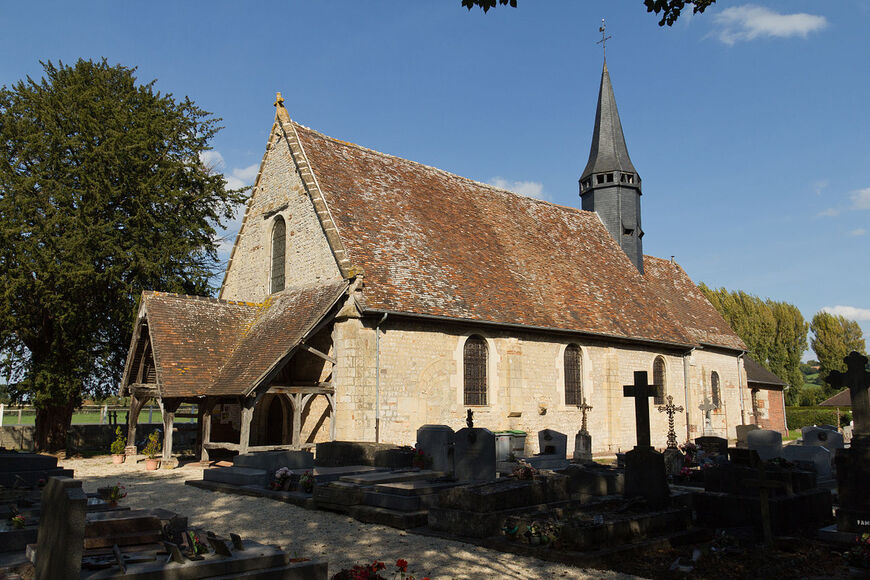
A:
330 316 747 455
221 125 341 303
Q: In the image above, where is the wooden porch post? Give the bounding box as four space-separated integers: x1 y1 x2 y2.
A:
159 399 181 463
239 397 255 455
200 397 214 463
325 393 336 441
127 394 147 450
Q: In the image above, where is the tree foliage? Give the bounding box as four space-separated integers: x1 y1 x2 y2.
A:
0 59 245 450
461 1 717 26
810 311 866 394
699 285 808 404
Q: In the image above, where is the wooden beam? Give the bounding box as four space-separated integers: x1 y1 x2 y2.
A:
203 442 240 451
129 383 159 396
268 385 334 395
247 444 301 452
299 342 336 364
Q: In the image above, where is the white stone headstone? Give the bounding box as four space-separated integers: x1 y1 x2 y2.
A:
801 426 844 453
782 444 832 480
747 429 783 461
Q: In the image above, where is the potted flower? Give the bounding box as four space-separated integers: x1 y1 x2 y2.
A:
411 446 430 469
110 426 127 464
10 515 25 529
271 467 292 490
143 430 161 470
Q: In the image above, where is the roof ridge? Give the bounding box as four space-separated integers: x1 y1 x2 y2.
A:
144 290 261 308
292 120 590 217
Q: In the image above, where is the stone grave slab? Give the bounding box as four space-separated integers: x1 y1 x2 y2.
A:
695 436 728 456
624 446 670 508
801 426 844 453
233 450 313 472
363 480 460 512
663 447 685 477
560 464 624 496
693 488 833 534
537 429 567 457
747 429 783 461
736 424 760 448
35 477 87 580
84 510 163 549
315 441 413 468
373 480 459 496
339 469 441 486
313 481 367 510
417 424 454 474
454 428 496 482
203 466 268 487
782 445 832 480
573 431 593 463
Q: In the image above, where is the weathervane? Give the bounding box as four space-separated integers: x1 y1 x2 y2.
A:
597 18 612 60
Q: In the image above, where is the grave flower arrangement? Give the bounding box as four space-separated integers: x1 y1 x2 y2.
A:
679 442 697 466
331 558 428 580
846 532 870 568
10 514 25 529
411 446 430 469
299 470 314 493
512 459 539 480
106 482 127 505
271 467 292 490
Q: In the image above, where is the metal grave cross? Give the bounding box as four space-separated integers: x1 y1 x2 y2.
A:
657 395 684 449
578 399 593 434
827 351 870 436
623 371 656 449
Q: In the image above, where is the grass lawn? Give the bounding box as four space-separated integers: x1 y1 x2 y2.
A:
783 428 802 441
1 409 198 426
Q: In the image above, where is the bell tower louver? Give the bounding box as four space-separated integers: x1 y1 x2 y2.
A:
580 61 644 273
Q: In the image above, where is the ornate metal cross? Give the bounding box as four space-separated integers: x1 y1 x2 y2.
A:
657 394 684 449
597 18 612 59
827 351 870 436
578 399 593 434
623 371 656 449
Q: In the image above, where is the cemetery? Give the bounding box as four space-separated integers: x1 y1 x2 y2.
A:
0 354 868 577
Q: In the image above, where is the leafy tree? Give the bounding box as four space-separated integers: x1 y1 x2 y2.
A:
0 59 245 451
699 285 808 403
811 311 866 394
461 1 718 26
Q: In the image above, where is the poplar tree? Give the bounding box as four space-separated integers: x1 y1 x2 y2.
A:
811 312 866 394
0 59 245 450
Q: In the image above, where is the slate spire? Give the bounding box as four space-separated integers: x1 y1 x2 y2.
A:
579 61 644 273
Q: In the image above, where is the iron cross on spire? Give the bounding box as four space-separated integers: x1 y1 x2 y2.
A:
597 18 612 60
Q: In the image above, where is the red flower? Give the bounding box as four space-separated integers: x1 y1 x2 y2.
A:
396 559 408 572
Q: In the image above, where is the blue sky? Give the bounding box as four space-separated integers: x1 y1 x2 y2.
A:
2 1 868 357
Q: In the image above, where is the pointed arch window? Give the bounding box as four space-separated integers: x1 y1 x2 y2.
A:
711 371 721 408
564 344 583 405
270 216 286 294
653 356 666 405
464 336 487 406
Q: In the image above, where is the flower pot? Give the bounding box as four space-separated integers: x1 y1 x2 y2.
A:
112 454 126 464
145 458 160 471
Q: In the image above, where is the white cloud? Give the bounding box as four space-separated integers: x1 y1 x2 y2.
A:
489 177 549 201
850 187 870 210
822 305 870 322
225 164 260 190
199 150 225 170
817 207 839 217
712 5 827 45
813 180 828 195
849 228 866 236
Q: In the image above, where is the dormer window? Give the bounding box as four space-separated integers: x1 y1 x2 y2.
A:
623 227 634 236
606 173 614 183
620 173 634 184
596 174 605 185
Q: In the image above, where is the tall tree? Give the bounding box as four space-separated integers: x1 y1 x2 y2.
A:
0 60 245 450
811 312 866 393
461 1 718 26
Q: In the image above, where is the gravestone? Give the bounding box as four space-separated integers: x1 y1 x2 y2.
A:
622 371 670 508
827 351 870 532
573 401 593 463
454 428 496 482
736 424 760 448
537 429 567 457
782 445 832 480
417 424 455 474
817 424 838 432
698 396 716 436
801 426 844 454
233 449 313 471
695 436 728 457
35 477 87 580
747 429 783 461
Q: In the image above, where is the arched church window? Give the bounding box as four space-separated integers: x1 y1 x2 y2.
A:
653 356 666 405
711 371 721 408
564 344 583 405
464 335 487 406
270 216 286 294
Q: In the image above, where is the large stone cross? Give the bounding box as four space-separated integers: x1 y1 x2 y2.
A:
623 371 656 449
827 351 870 436
698 395 716 435
657 395 684 449
578 399 593 434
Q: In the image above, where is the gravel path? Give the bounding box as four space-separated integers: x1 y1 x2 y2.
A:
62 456 639 580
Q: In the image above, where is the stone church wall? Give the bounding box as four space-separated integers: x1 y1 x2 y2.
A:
221 127 341 303
330 316 747 456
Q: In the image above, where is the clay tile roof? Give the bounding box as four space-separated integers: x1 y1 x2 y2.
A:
819 389 851 407
209 280 348 396
643 256 746 351
742 355 788 388
142 292 259 398
293 122 741 349
142 281 347 398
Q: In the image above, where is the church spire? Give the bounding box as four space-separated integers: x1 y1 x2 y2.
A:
580 59 644 274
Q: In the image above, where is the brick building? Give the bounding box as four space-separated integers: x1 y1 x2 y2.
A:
121 63 764 460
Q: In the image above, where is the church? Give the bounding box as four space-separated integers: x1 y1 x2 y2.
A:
121 62 774 462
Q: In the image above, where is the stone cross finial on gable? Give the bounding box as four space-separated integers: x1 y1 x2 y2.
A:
274 92 285 107
657 394 684 449
827 351 870 436
623 371 656 449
